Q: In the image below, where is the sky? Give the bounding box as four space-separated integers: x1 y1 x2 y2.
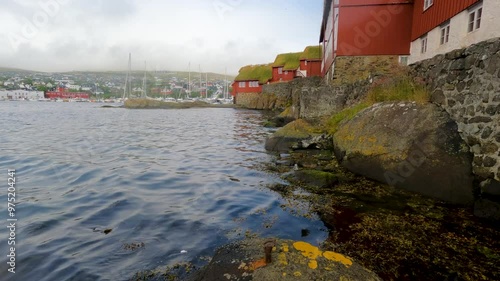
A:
0 0 323 74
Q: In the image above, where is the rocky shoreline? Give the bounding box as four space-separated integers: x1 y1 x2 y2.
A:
131 110 499 281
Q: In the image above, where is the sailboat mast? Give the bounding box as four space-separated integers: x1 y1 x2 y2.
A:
224 67 227 100
142 61 147 98
199 64 202 98
188 62 191 99
123 53 131 100
206 72 208 99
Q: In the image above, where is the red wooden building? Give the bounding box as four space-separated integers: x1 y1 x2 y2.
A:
46 87 90 99
231 64 273 96
320 0 415 79
270 52 302 83
298 45 323 78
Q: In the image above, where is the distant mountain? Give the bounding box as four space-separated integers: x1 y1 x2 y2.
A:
0 67 235 80
0 67 35 73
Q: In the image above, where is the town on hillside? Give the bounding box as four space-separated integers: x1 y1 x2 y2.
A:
0 69 234 103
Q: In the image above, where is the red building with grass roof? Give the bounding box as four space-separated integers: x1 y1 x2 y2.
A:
298 45 323 77
231 64 273 96
270 52 303 82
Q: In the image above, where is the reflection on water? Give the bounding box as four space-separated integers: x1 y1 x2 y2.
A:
0 102 326 281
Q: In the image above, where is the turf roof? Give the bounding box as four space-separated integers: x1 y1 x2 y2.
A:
272 52 303 70
234 64 273 84
300 45 322 60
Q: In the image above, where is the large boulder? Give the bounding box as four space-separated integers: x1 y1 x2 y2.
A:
333 102 474 204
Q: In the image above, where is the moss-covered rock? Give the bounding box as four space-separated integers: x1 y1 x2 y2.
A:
333 102 474 204
265 120 320 152
291 170 340 189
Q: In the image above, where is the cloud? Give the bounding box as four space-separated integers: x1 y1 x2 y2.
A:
0 0 323 74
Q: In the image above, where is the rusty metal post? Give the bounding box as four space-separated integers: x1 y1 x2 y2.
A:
263 239 275 264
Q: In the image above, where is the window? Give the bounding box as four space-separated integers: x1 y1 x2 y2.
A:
305 60 308 66
421 35 428 54
423 0 433 11
284 70 288 75
278 68 283 74
249 81 259 87
239 81 246 88
468 4 483 33
440 22 450 45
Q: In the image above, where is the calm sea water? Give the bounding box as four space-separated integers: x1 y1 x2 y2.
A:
0 102 326 281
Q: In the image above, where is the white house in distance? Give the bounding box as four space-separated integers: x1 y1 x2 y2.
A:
0 90 45 100
409 0 500 64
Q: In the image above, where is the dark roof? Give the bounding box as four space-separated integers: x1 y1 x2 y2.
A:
319 0 333 42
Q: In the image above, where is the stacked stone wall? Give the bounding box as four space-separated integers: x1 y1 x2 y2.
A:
412 38 500 192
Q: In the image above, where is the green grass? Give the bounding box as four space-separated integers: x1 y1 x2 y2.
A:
234 64 273 84
273 52 303 70
367 74 430 105
300 45 322 60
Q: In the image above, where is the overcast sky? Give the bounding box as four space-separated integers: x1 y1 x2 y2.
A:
0 0 323 74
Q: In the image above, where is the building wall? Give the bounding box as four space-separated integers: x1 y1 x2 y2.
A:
409 0 500 64
411 0 480 40
300 60 322 77
271 67 297 83
321 0 339 77
231 81 263 95
321 0 412 82
335 0 413 56
0 90 45 100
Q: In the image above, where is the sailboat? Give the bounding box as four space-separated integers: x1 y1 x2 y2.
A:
122 53 132 102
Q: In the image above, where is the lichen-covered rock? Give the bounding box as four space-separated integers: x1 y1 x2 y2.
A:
265 120 319 152
188 238 382 281
333 102 474 204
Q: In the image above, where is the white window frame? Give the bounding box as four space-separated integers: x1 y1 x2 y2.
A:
468 4 483 33
420 34 428 54
239 81 246 88
278 67 283 74
423 0 433 11
305 60 308 66
440 22 450 45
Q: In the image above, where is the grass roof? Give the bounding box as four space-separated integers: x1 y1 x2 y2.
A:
300 45 322 60
234 64 273 84
273 52 303 70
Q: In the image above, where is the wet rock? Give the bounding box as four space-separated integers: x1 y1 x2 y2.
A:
265 120 319 152
292 170 340 189
333 102 474 204
292 134 334 150
474 199 500 220
480 179 500 198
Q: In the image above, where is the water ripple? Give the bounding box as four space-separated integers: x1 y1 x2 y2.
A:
0 102 326 281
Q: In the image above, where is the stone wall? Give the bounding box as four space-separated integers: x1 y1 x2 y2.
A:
411 38 500 193
236 77 371 120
